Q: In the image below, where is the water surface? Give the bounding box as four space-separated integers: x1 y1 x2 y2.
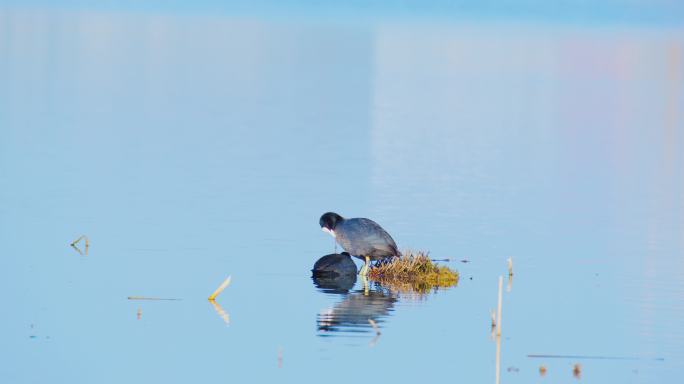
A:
1 7 683 384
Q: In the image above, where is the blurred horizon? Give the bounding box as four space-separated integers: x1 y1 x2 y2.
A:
1 0 684 26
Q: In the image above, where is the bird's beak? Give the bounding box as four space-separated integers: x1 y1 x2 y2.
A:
321 227 336 238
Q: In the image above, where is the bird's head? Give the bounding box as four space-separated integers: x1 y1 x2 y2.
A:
319 212 343 238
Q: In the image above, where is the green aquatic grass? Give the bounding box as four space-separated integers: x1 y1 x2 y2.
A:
368 250 459 293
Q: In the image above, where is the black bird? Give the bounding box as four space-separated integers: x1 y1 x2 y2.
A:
319 212 400 276
311 252 357 278
311 254 358 294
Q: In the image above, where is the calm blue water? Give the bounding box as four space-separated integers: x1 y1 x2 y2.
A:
1 5 683 384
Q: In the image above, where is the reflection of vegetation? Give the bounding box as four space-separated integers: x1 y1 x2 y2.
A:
368 250 458 293
209 299 230 325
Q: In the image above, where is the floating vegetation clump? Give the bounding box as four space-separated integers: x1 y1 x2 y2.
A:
368 250 459 293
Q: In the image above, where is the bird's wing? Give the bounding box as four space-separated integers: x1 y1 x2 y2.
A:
353 218 400 256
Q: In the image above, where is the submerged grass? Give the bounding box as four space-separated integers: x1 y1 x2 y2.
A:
368 250 459 293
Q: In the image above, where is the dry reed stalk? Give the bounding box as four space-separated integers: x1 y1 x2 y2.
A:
208 276 232 301
497 276 503 337
70 235 86 246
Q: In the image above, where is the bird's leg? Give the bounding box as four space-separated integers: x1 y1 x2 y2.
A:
359 256 371 276
360 274 369 296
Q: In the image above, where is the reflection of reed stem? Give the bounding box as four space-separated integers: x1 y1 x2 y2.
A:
369 333 381 348
209 299 230 325
368 319 381 347
277 347 283 368
495 275 503 384
495 333 501 384
507 258 513 292
70 244 83 256
368 319 381 335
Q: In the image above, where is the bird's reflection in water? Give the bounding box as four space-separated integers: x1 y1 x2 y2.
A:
313 274 397 336
312 273 357 294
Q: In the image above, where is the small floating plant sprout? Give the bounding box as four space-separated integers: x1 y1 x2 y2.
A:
208 276 232 325
573 363 582 379
367 250 458 293
70 235 89 255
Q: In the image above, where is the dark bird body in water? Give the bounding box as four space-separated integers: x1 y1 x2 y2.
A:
319 212 400 276
311 254 358 294
312 252 357 277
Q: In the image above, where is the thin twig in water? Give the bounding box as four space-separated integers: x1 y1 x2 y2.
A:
70 235 86 246
127 296 181 301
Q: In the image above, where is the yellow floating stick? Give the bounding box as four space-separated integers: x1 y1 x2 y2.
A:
208 276 232 301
